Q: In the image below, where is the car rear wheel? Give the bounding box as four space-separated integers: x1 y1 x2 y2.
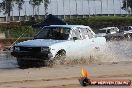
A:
124 34 131 39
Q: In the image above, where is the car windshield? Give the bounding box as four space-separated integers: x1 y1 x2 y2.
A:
123 27 129 31
98 30 106 33
34 27 70 40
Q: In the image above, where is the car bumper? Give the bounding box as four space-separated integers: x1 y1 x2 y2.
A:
11 51 53 60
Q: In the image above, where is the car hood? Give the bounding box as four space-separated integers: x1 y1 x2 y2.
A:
14 39 66 47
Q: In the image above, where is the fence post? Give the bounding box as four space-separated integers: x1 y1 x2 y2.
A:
63 0 65 19
126 0 128 16
107 0 109 16
69 0 71 19
113 0 115 16
100 0 102 15
88 0 90 17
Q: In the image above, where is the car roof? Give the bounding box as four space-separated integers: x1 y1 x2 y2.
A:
45 25 87 28
99 28 111 30
124 26 132 27
106 27 117 28
99 27 118 30
44 25 95 35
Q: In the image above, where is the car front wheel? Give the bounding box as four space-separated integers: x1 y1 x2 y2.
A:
47 50 66 67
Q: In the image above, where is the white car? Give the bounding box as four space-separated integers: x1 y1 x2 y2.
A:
97 27 119 36
97 27 123 40
121 26 132 34
11 25 106 68
120 26 132 38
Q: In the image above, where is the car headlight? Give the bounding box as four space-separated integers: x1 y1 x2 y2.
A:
41 47 50 52
14 47 20 51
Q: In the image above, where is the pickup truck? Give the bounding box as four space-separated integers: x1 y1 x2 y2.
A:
11 25 106 68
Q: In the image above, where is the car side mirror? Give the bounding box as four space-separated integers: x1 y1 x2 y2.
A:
73 37 78 40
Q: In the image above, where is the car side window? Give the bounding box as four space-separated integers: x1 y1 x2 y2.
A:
129 27 131 31
70 28 82 40
124 27 128 31
87 28 94 39
106 29 110 34
130 27 132 30
80 28 89 39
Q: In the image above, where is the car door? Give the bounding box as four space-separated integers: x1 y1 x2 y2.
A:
66 27 83 57
80 27 95 53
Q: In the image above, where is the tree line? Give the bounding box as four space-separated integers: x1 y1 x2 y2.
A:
122 0 132 14
0 0 49 17
0 0 131 20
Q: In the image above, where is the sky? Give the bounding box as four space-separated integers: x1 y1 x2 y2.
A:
0 0 127 16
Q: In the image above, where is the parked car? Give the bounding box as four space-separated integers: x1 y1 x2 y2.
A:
11 25 106 68
96 27 124 40
120 26 132 38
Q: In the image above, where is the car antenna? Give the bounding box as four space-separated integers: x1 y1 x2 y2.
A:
7 26 31 51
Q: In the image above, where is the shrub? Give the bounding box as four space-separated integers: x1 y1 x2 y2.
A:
65 16 132 30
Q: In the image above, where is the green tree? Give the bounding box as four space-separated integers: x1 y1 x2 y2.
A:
0 0 14 17
29 0 49 16
29 0 43 16
15 0 24 21
122 0 132 13
43 0 49 16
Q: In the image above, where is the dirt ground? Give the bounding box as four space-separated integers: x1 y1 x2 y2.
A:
0 61 131 88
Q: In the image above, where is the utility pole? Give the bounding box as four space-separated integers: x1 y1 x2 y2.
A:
56 0 58 16
82 0 84 18
43 0 45 17
25 1 27 21
63 0 65 19
75 0 77 15
69 0 71 19
100 0 102 15
74 0 78 18
119 0 122 15
126 0 128 16
5 1 7 22
11 7 14 21
94 0 96 16
88 0 90 17
107 0 109 16
37 1 40 16
113 0 115 16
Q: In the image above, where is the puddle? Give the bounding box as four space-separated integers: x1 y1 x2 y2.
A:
0 40 131 68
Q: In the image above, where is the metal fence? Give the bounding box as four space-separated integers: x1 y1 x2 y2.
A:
14 0 130 15
0 0 130 15
0 0 131 22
